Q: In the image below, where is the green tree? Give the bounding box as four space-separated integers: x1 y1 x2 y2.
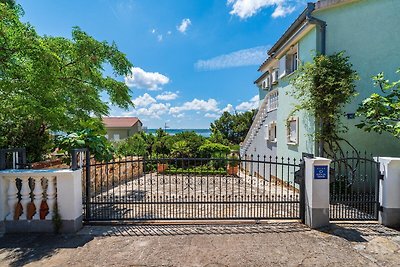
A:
210 110 256 145
290 52 359 157
115 133 147 157
198 141 230 158
0 3 134 161
171 141 191 158
171 131 205 158
357 69 400 138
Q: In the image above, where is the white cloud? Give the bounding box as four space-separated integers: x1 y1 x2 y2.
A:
195 46 269 71
177 18 192 33
131 93 156 107
227 0 301 19
205 113 220 118
125 67 169 91
272 4 296 18
221 104 235 114
170 98 219 114
235 95 259 111
157 34 163 42
167 31 172 35
125 103 171 119
173 113 185 118
151 28 156 34
156 91 179 101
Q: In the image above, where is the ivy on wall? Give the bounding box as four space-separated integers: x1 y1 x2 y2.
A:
289 51 359 157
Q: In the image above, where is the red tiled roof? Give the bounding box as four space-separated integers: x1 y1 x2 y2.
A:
102 117 140 128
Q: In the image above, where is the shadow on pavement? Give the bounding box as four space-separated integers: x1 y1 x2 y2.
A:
79 221 311 237
321 222 400 242
0 234 93 267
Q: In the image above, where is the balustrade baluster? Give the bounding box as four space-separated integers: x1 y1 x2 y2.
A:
33 176 43 220
45 176 56 220
6 177 18 220
20 176 30 220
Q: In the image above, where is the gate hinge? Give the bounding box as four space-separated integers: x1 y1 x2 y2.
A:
379 172 384 180
379 205 384 212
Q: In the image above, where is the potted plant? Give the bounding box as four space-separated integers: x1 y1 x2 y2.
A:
157 160 168 173
227 154 239 176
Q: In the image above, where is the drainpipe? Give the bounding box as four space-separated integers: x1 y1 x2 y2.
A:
306 2 327 157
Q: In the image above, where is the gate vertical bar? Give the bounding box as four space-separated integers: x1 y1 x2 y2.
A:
299 160 305 223
85 150 91 221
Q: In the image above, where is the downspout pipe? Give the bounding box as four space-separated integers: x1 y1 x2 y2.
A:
306 2 327 157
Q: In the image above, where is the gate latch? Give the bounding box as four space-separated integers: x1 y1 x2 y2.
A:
379 171 384 180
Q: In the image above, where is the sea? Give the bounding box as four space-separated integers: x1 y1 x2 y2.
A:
145 129 211 137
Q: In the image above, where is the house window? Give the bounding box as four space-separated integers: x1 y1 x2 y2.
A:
279 45 299 78
105 134 109 140
287 117 299 145
268 121 277 142
113 133 120 141
264 124 269 141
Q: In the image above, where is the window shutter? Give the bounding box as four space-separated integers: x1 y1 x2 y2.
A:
265 124 269 141
279 55 286 78
286 54 292 74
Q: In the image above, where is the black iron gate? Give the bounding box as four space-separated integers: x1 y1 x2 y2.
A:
329 152 380 221
81 155 302 222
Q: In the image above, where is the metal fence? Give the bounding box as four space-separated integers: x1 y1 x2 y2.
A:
82 155 302 222
329 151 380 221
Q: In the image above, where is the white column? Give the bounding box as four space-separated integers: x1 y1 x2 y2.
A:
45 176 56 220
33 176 43 220
19 176 31 220
6 177 19 221
375 157 400 228
304 157 331 229
56 169 83 232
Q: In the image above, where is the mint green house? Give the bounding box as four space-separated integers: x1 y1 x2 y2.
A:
241 0 400 160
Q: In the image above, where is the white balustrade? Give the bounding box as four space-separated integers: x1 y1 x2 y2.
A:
1 172 58 221
0 169 83 233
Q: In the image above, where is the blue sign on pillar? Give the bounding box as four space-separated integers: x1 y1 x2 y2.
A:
314 165 328 179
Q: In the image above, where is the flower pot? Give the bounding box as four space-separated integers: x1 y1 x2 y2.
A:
157 163 168 173
227 165 238 176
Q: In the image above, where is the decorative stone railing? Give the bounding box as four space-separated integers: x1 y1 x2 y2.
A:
241 89 279 155
0 169 82 233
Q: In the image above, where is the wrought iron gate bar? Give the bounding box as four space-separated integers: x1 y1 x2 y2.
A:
82 155 301 222
329 151 380 221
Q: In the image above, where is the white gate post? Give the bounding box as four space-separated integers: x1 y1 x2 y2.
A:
304 157 331 228
375 157 400 228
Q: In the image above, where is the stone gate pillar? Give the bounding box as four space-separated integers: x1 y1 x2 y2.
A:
375 157 400 228
304 157 331 229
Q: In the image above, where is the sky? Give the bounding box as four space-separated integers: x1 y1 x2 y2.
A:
18 0 307 129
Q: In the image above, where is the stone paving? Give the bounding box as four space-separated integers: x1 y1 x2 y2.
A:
1 222 400 266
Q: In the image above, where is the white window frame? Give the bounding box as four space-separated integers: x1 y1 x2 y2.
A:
105 134 109 140
268 121 277 143
287 117 299 145
113 133 120 141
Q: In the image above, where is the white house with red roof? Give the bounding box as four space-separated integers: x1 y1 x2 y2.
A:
102 117 143 141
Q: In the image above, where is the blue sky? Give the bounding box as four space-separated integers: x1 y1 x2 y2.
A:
19 0 306 129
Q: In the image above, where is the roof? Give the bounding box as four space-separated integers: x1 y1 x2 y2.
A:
259 0 360 70
102 117 141 128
